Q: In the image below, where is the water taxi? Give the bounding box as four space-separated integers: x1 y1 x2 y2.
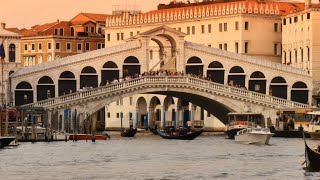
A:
235 128 274 145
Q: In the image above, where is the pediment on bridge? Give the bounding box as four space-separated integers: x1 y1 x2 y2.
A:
140 25 186 37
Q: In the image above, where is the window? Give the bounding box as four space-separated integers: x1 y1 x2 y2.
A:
70 27 74 36
307 47 310 61
8 44 15 62
59 28 64 36
224 43 227 51
274 23 278 32
224 23 227 31
77 43 82 51
283 19 286 25
201 25 205 34
107 112 110 118
289 51 292 63
307 13 310 19
235 42 239 53
283 51 286 64
98 28 102 34
130 32 133 37
137 31 140 34
187 27 190 34
116 113 119 118
294 16 298 23
219 44 222 49
289 18 292 24
219 23 222 32
90 27 94 33
54 29 58 35
295 49 297 63
301 15 304 21
178 27 181 32
244 21 249 30
85 42 90 51
244 42 248 53
274 44 278 55
67 43 71 51
98 43 101 49
38 43 42 50
121 33 124 40
192 26 195 34
85 26 89 32
55 43 60 50
235 21 239 30
117 33 120 40
102 44 105 48
31 44 34 51
301 48 304 62
150 50 153 59
24 44 28 51
107 34 111 41
208 24 211 33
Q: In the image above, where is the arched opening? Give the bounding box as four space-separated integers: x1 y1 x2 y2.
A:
136 97 147 129
270 76 287 99
15 81 33 106
123 56 140 78
163 96 175 128
291 81 308 104
101 61 119 85
149 96 161 129
228 66 245 87
186 56 203 76
207 61 224 84
58 71 76 96
9 44 15 62
249 71 266 94
37 76 55 101
80 66 98 89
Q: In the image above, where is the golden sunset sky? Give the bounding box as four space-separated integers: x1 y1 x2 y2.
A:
0 0 172 29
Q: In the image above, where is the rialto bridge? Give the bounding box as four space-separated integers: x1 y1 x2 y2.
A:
9 26 312 131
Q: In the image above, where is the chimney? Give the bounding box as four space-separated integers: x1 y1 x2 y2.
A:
57 19 60 22
0 22 6 29
305 0 311 9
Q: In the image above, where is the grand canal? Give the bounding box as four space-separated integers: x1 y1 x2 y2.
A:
1 134 320 180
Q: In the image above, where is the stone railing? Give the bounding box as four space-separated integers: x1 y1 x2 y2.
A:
24 76 310 110
185 41 310 76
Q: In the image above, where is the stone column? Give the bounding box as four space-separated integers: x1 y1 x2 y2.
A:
287 86 291 101
161 106 165 129
136 107 139 128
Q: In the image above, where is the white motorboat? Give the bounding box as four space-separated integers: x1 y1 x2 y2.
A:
235 128 274 145
305 111 320 140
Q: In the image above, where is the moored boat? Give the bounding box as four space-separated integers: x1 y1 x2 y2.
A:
304 142 320 171
69 134 108 141
121 128 137 137
304 111 320 140
157 128 203 140
235 128 274 145
225 112 265 139
0 136 16 149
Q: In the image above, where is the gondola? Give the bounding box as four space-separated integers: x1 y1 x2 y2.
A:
0 136 16 149
157 129 203 140
121 128 137 137
304 142 320 171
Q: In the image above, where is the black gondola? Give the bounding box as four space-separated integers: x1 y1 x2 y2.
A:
157 129 203 140
150 128 158 135
0 136 15 149
121 128 137 137
304 142 320 171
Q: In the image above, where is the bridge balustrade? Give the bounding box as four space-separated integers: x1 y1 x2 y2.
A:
25 75 310 109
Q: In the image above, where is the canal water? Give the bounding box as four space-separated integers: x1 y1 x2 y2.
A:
1 135 320 180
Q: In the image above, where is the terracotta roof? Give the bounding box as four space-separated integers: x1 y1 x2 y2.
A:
81 13 111 22
70 12 111 25
19 21 70 37
5 28 20 33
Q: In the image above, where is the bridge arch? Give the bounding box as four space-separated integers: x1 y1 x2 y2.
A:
249 71 266 94
228 66 245 87
59 71 76 96
270 76 287 99
37 76 55 101
207 61 224 84
186 56 203 76
123 56 140 78
149 96 161 127
291 81 308 104
80 66 98 89
15 81 33 106
102 61 119 85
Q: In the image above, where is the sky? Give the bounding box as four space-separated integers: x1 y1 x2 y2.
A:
0 0 172 29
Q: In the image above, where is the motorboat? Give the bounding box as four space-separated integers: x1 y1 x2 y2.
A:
235 128 274 145
69 134 109 141
225 112 265 139
157 128 203 140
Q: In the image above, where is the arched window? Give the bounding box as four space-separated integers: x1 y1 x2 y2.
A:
38 56 42 64
9 44 15 62
47 55 52 62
